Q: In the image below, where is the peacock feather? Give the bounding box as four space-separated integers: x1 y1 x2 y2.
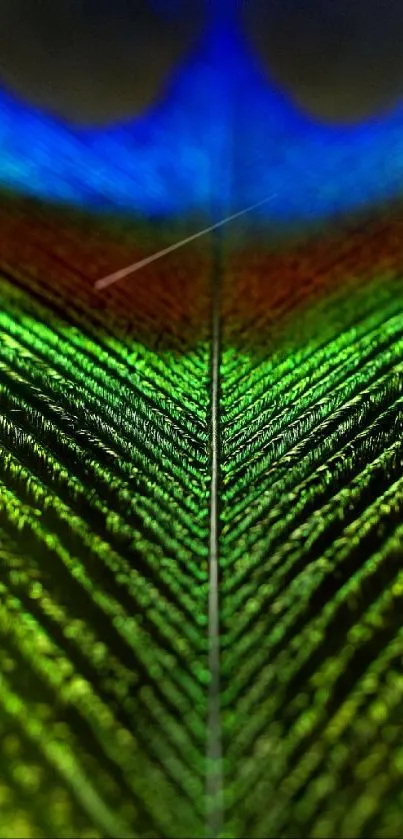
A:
1 5 403 838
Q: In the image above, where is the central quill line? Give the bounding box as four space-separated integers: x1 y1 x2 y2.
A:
206 222 224 839
94 195 276 290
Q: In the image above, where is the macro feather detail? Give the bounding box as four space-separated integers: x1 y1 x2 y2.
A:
1 196 403 838
0 213 212 838
2 0 403 818
220 222 403 838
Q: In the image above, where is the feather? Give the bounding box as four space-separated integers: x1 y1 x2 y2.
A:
1 194 403 839
1 9 403 839
220 221 403 838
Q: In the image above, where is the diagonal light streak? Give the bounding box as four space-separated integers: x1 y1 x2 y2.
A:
94 194 277 291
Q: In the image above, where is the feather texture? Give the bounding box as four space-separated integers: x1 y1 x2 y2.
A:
1 10 403 834
220 221 403 838
1 196 403 839
0 203 213 838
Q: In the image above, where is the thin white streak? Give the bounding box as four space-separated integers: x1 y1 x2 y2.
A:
94 194 277 291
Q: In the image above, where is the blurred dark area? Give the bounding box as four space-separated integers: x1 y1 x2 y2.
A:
0 0 205 124
244 0 403 123
0 0 403 125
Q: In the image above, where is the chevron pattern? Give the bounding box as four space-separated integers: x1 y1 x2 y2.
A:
1 192 403 838
220 220 403 838
3 0 403 832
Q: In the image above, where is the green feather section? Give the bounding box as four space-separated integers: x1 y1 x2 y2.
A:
1 211 403 838
0 272 210 838
220 268 403 838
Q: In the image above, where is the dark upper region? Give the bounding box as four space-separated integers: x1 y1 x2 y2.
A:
243 0 403 123
0 0 205 125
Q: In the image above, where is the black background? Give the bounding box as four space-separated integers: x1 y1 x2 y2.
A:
0 0 403 124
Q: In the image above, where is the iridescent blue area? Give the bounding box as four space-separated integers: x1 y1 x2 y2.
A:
1 8 403 223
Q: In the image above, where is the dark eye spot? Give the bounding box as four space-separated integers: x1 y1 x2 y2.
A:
0 0 205 125
242 0 403 124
